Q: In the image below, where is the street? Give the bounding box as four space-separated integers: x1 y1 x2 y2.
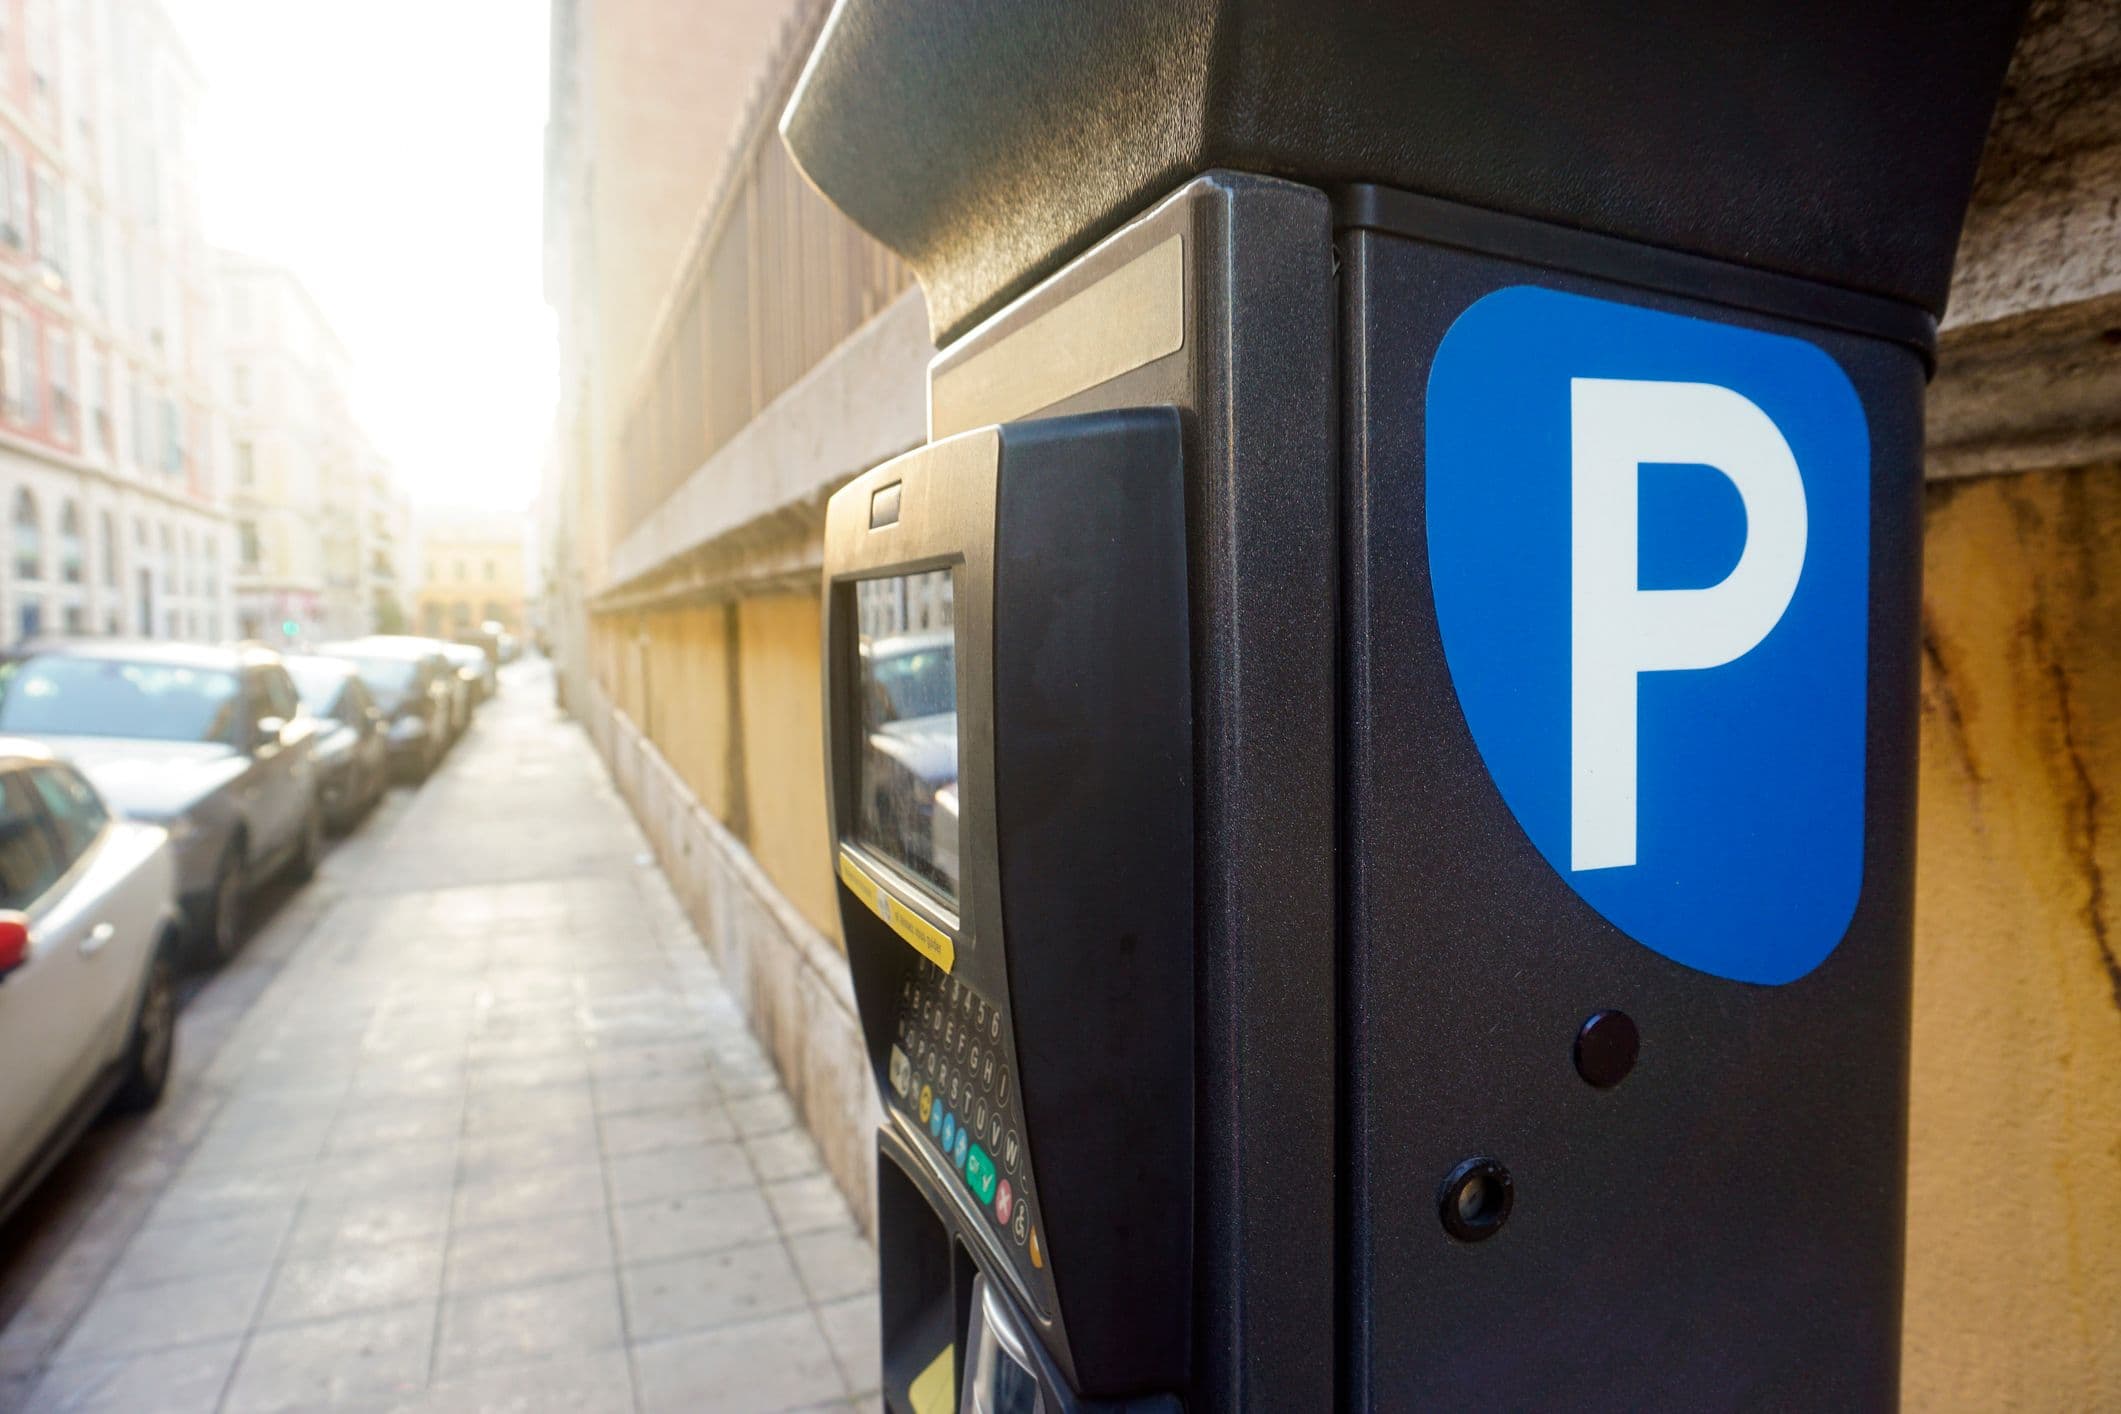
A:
0 661 877 1413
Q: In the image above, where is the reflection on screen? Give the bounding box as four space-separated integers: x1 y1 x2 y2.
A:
855 570 959 905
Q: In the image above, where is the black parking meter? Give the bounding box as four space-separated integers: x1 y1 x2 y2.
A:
798 3 2022 1408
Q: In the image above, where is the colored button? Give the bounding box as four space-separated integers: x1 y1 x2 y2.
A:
993 1177 1014 1226
928 1098 944 1138
965 1144 997 1204
1029 1225 1043 1269
941 1112 957 1150
952 1129 970 1172
918 1084 933 1124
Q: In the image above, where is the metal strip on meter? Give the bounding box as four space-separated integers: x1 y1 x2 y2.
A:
839 851 956 972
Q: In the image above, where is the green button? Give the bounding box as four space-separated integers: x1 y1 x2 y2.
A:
965 1144 997 1204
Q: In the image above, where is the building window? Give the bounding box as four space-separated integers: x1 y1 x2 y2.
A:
484 558 496 583
99 510 116 587
85 349 107 456
159 396 180 475
57 500 79 584
0 309 23 422
62 603 82 635
17 599 39 642
238 520 259 568
0 147 21 250
11 315 37 427
13 489 41 581
158 524 172 591
231 363 250 407
48 329 72 440
33 172 64 278
236 440 255 487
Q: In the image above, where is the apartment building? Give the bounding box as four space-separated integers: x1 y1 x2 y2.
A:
216 251 403 643
0 0 233 644
412 510 527 638
544 2 2121 1402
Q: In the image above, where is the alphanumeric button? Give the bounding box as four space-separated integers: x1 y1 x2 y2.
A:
980 1054 994 1087
1002 1129 1021 1172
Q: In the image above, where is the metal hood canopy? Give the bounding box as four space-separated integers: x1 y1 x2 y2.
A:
782 0 2026 345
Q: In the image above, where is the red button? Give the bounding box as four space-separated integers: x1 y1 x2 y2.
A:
993 1178 1014 1226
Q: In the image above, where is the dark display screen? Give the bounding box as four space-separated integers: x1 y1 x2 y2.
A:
853 569 959 905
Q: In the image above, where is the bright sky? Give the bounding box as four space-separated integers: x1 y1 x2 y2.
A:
165 0 555 515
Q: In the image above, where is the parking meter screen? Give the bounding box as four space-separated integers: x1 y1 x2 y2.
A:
853 570 959 905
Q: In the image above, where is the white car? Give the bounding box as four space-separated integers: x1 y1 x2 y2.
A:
0 743 183 1221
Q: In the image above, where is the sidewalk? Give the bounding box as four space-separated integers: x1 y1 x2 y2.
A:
1 661 878 1413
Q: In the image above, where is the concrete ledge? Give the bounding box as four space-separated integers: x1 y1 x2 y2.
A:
585 679 880 1233
600 288 931 601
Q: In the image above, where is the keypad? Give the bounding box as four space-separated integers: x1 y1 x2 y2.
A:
885 965 1049 1305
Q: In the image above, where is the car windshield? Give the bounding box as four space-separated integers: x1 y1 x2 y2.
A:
0 656 242 744
341 656 419 701
866 643 954 722
285 660 349 714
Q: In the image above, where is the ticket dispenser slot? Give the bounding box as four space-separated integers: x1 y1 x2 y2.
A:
824 409 1192 1411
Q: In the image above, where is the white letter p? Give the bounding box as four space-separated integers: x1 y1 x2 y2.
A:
1570 379 1807 872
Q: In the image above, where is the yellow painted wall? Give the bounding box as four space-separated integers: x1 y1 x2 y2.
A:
736 590 840 941
643 606 735 822
1904 465 2121 1408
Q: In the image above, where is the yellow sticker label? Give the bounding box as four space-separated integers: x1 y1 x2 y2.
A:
909 1344 955 1414
840 852 956 973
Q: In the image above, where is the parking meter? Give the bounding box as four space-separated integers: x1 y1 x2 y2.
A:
799 3 2022 1408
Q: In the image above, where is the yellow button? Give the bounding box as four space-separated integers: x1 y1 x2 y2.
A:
1029 1226 1043 1269
919 1084 933 1122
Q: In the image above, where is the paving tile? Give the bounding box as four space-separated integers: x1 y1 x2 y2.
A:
631 1309 847 1414
598 1102 734 1156
259 1242 445 1327
23 1335 241 1414
788 1226 877 1306
222 1301 437 1412
604 1139 752 1206
148 1163 311 1229
619 1240 809 1341
452 1159 608 1228
445 1208 613 1293
611 1187 775 1266
106 1206 295 1288
286 1187 455 1255
764 1174 857 1237
725 1092 798 1138
52 1267 270 1361
436 1271 625 1378
593 1071 720 1117
326 1096 465 1153
815 1292 882 1399
400 1348 636 1413
743 1127 824 1182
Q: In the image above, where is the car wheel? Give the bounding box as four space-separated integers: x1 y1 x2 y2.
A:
202 845 246 964
111 936 178 1113
284 806 324 884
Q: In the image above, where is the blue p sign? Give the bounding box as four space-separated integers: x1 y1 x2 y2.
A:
1427 286 1870 984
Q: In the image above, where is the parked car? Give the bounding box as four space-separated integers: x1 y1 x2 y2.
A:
856 630 958 898
0 745 183 1221
284 655 390 832
360 636 471 742
0 642 322 963
443 641 496 703
317 638 455 781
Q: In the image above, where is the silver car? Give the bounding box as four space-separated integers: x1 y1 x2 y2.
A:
0 643 322 963
0 745 182 1221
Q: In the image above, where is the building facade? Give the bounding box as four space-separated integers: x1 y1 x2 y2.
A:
544 0 2121 1402
412 511 527 638
0 0 233 645
214 251 402 644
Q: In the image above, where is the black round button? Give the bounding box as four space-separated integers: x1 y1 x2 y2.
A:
1438 1157 1513 1242
1574 1009 1640 1088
